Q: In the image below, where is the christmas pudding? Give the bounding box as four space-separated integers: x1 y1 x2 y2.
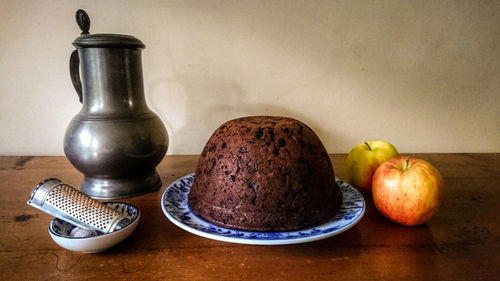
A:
188 116 342 231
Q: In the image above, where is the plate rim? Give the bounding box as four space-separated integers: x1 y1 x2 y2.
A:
161 173 365 245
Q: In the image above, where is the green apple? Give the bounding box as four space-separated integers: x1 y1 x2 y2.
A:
345 140 399 191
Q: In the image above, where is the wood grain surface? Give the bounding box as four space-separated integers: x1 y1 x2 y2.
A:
0 154 498 280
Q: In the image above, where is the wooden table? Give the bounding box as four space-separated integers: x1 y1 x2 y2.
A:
0 154 498 280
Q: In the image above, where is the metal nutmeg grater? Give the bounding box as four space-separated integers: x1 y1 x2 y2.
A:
27 178 130 233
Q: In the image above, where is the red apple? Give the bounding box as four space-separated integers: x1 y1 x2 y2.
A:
372 156 445 226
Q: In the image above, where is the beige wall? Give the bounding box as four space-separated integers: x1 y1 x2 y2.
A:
1 0 499 155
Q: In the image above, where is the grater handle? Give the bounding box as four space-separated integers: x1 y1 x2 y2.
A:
27 178 61 208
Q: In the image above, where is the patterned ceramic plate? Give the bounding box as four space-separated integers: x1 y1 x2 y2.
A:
161 173 365 245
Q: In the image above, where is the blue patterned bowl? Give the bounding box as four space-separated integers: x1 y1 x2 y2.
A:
48 202 140 253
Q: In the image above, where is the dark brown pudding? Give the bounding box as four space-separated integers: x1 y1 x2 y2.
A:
188 116 342 232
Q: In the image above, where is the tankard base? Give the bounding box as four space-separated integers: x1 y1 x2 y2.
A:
80 170 162 199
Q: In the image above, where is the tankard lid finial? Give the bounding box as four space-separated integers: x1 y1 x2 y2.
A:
76 9 90 35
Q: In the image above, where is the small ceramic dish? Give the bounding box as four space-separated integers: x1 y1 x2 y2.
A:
48 202 140 253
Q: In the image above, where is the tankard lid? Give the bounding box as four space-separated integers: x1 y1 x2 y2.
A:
73 33 145 49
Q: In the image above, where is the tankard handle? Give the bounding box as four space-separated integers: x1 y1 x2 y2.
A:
69 50 83 103
69 9 90 104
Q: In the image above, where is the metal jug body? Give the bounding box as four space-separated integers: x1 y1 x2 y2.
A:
63 10 168 199
78 47 150 117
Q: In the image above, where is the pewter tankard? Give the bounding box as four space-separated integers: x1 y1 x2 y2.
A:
64 10 168 199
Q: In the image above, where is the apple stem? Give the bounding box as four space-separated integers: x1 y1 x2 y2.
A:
405 158 410 170
364 142 372 151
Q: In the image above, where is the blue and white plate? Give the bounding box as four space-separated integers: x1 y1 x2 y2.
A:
161 173 365 245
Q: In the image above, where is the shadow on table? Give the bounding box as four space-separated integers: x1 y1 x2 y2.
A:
261 197 441 279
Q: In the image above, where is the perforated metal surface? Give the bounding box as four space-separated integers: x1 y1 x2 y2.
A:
27 178 129 233
45 184 121 232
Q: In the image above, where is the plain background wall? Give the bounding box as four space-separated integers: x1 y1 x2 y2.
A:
1 0 499 155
